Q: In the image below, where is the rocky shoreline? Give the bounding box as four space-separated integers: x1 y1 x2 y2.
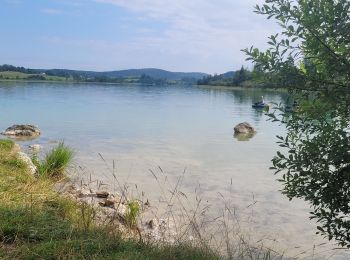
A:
14 142 177 244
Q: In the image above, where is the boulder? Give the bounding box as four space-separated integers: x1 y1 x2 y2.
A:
2 125 41 138
234 122 256 134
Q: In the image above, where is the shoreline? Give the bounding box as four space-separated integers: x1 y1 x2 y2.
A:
0 79 140 85
0 79 288 91
16 141 177 243
196 84 288 92
0 138 212 259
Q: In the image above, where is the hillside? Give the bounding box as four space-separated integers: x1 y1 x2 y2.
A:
0 64 207 84
33 68 207 81
0 71 66 81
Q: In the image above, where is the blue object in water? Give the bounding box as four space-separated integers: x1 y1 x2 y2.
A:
252 102 267 109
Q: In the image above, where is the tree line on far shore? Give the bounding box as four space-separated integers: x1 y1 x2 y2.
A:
197 66 269 88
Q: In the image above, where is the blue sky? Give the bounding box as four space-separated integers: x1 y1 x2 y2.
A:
0 0 278 74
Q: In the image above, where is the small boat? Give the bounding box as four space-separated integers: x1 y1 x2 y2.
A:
252 96 269 109
252 102 268 109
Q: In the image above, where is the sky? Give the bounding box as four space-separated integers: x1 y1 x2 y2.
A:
0 0 279 74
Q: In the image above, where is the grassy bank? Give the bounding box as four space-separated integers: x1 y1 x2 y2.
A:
0 139 217 259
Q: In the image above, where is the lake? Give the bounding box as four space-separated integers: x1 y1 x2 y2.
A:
0 82 347 258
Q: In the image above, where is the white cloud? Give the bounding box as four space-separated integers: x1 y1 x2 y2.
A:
92 0 279 73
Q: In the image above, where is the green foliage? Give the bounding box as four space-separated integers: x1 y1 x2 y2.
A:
243 0 350 96
269 105 350 246
0 71 67 81
5 158 26 169
138 74 167 85
197 67 256 87
36 142 74 178
244 0 350 247
0 205 218 259
125 200 140 228
0 64 36 74
232 66 248 86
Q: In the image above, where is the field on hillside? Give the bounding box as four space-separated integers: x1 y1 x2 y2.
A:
0 71 67 81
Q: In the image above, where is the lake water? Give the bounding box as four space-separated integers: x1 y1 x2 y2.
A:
0 82 348 258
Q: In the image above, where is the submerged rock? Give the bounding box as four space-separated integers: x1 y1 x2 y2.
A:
2 125 41 139
29 144 42 151
234 122 256 134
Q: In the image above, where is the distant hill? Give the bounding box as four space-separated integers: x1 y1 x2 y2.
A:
33 68 207 81
0 64 208 84
103 68 207 80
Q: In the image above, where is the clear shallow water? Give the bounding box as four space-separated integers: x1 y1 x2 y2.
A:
0 82 348 258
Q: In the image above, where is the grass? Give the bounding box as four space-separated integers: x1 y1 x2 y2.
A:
34 142 74 178
125 200 141 228
0 139 218 259
0 139 14 151
0 71 67 81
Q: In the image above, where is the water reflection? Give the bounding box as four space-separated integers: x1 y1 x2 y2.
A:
233 132 256 141
4 135 40 141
